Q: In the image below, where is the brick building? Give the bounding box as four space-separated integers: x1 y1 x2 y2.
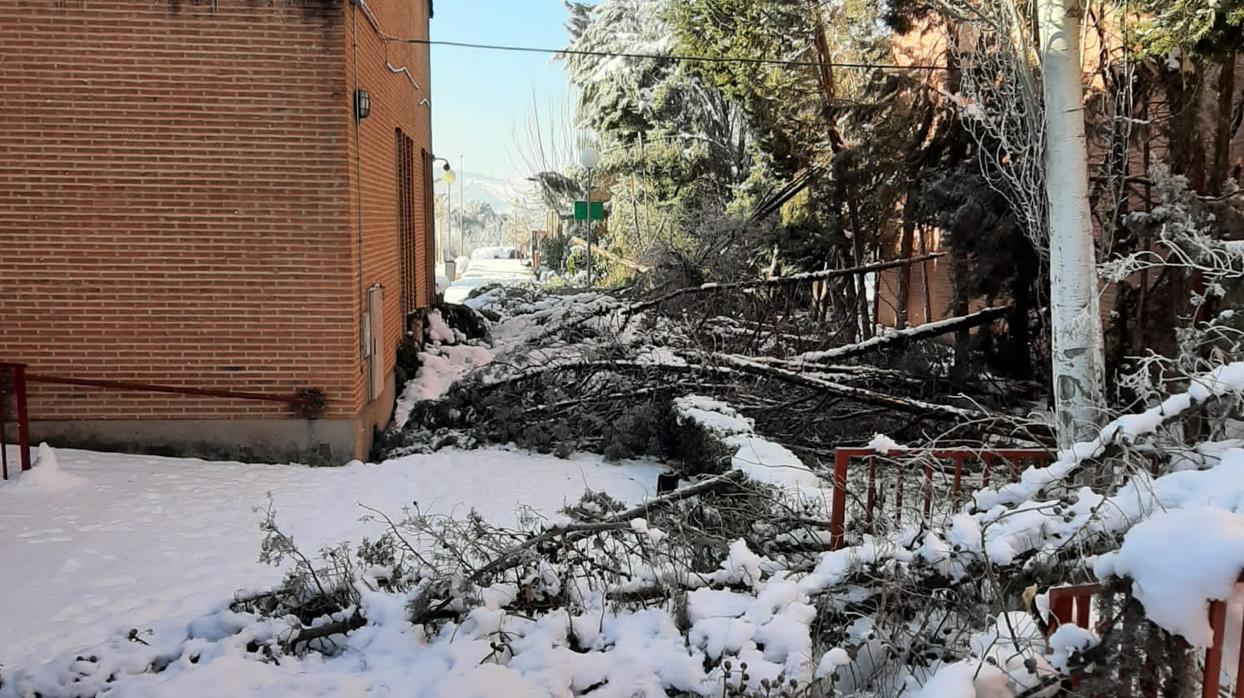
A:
0 0 437 463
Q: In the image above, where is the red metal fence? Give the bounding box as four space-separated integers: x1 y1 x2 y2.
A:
829 448 1053 549
0 362 32 480
1047 576 1244 697
829 448 1242 693
0 361 326 480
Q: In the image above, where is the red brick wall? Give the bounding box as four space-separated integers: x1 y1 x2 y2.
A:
876 254 958 328
0 0 359 420
345 0 433 419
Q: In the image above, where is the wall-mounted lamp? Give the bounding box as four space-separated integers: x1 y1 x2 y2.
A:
354 89 371 120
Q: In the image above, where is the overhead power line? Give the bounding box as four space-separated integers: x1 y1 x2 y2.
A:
384 37 948 72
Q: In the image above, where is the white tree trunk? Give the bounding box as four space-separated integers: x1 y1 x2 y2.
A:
1037 0 1106 445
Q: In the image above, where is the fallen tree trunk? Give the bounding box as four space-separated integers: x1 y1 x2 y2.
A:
708 353 992 422
625 253 946 318
519 255 946 347
569 236 651 272
778 305 1013 367
472 353 993 423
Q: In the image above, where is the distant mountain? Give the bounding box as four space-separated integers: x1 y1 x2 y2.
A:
453 171 540 213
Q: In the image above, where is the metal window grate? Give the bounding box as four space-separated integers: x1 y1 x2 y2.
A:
395 129 417 317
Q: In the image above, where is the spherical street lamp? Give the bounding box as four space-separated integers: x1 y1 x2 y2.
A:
578 146 601 170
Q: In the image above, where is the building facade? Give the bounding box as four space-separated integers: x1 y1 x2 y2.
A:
874 20 1244 332
0 0 436 463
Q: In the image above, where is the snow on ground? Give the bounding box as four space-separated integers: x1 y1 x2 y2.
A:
443 257 533 304
0 445 664 668
470 246 518 260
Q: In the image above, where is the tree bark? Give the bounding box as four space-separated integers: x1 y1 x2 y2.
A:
786 305 1012 366
713 353 992 421
896 191 917 329
1210 54 1237 195
895 100 935 330
919 227 934 325
1037 0 1106 446
621 253 944 318
846 192 873 340
807 0 845 153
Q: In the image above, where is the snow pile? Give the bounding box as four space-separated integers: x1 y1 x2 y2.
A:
867 433 909 453
8 443 84 493
915 660 1009 698
3 588 813 698
1 532 832 697
1047 623 1099 674
1095 506 1244 646
672 395 753 437
814 647 852 680
424 310 460 344
470 246 518 260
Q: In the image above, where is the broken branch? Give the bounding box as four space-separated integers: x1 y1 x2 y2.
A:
783 305 1013 366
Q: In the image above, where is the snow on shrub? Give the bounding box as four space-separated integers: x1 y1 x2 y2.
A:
1095 506 1244 646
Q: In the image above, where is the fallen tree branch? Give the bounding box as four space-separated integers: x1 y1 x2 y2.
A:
521 255 947 346
779 305 1013 366
624 253 946 317
472 353 993 424
283 612 366 653
705 353 993 422
569 236 651 272
408 470 750 624
467 470 748 586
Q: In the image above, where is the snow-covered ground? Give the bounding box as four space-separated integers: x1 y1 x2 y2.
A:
0 445 664 668
443 257 533 304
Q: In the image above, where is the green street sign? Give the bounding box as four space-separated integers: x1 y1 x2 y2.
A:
574 201 605 221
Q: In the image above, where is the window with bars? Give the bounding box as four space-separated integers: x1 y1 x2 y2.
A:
395 129 417 317
421 147 435 304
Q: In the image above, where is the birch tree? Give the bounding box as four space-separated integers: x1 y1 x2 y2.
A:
1037 0 1106 444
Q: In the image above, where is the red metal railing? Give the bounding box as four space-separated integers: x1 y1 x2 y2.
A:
0 362 326 480
0 362 32 480
1046 575 1244 697
829 448 1054 549
23 373 297 405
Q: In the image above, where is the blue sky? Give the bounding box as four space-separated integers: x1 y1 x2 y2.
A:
430 0 583 182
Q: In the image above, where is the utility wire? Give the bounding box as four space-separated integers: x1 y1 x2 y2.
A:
382 37 948 72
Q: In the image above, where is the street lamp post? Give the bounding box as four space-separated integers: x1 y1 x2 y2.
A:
432 156 454 277
459 155 465 258
579 146 601 288
442 169 456 258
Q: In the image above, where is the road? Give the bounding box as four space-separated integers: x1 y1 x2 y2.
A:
442 257 533 304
